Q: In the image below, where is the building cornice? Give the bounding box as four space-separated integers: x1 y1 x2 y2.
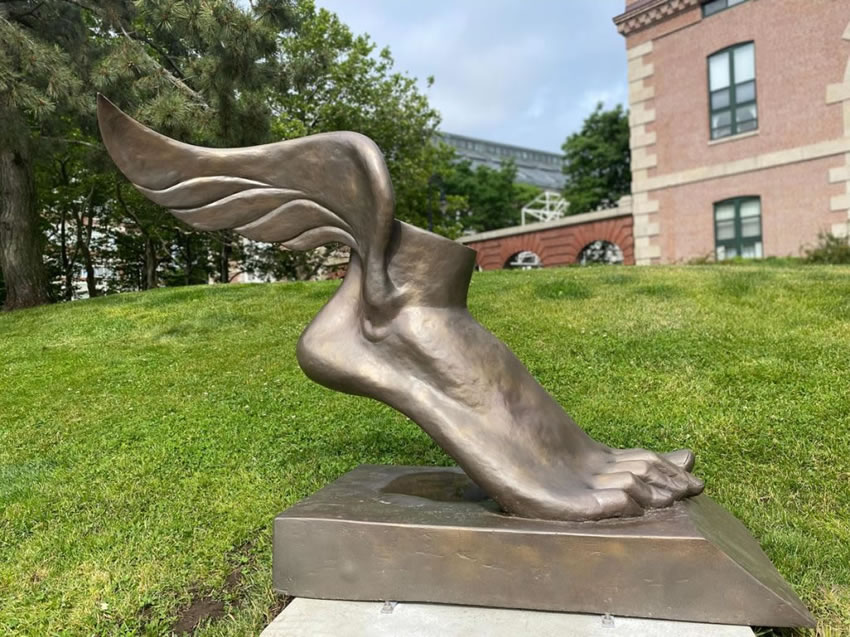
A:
613 0 700 37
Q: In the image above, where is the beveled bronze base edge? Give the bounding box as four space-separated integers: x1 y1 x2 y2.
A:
272 465 814 628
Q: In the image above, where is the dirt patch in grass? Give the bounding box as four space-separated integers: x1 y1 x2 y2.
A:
172 597 227 635
170 542 252 634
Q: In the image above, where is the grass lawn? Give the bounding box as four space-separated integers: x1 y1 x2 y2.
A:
1 264 849 635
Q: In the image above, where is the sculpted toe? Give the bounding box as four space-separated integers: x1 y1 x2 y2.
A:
590 488 644 519
665 448 696 472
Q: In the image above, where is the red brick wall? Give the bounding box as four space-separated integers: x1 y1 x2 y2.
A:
648 0 847 177
465 215 635 270
655 156 845 261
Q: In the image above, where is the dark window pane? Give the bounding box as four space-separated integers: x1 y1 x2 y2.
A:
740 241 762 259
736 104 757 123
712 125 733 139
741 217 761 238
736 80 755 103
720 245 738 260
715 204 735 221
716 220 736 241
737 119 758 133
712 110 732 128
703 0 726 16
711 89 731 110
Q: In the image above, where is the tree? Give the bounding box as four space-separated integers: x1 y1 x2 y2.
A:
269 2 442 229
1 0 450 302
0 1 92 309
561 102 631 215
442 159 540 233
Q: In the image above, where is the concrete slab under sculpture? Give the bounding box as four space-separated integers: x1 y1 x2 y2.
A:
97 95 814 628
262 598 757 637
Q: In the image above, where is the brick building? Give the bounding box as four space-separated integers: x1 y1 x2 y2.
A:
614 0 850 264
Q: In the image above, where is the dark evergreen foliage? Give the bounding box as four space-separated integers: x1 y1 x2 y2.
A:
0 0 447 305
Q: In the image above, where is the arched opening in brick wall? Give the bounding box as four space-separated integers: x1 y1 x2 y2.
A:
461 210 635 269
504 250 543 269
578 240 625 265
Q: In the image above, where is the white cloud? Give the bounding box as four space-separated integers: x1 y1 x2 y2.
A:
317 0 628 152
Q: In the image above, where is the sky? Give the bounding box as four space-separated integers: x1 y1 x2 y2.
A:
316 0 629 153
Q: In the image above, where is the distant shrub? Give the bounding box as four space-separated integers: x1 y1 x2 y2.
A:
803 232 850 265
686 254 803 267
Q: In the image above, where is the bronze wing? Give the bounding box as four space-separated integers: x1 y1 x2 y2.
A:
97 95 397 301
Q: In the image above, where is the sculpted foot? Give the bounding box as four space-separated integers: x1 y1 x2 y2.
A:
296 223 704 521
98 97 705 522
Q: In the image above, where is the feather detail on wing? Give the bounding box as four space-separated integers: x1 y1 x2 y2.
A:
97 95 394 259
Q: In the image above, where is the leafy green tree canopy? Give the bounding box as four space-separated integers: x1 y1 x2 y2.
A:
561 102 631 215
443 159 539 233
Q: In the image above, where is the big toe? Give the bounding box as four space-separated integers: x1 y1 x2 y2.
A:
664 448 695 472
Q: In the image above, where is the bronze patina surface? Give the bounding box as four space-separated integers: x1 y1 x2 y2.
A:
99 96 813 627
97 95 704 522
273 465 814 628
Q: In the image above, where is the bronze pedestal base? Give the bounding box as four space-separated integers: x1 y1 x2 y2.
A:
273 465 813 628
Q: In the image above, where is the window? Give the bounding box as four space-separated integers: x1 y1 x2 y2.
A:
714 197 762 260
708 42 757 140
702 0 748 17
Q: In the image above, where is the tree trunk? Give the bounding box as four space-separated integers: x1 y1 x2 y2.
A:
144 236 157 290
81 211 98 298
60 209 73 301
219 231 231 283
184 234 192 286
81 242 98 298
0 142 49 310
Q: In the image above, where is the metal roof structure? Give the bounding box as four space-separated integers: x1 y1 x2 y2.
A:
438 132 566 191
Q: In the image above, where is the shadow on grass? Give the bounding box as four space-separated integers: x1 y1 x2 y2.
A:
713 270 775 299
534 280 594 300
599 272 636 286
634 283 681 299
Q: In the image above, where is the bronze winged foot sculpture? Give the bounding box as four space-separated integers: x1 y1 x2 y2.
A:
97 95 703 522
99 96 816 627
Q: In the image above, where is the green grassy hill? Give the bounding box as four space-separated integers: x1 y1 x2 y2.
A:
2 265 849 635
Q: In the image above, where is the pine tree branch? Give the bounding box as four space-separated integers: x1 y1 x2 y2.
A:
119 25 209 110
56 0 94 15
41 137 100 149
126 28 188 83
7 1 44 22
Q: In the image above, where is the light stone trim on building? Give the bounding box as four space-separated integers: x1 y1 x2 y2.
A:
824 18 850 238
629 80 655 105
630 103 657 127
829 164 850 183
626 34 660 264
830 192 850 212
627 40 653 61
632 147 658 171
706 129 759 146
630 125 657 150
633 137 850 193
628 58 654 82
456 205 631 245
